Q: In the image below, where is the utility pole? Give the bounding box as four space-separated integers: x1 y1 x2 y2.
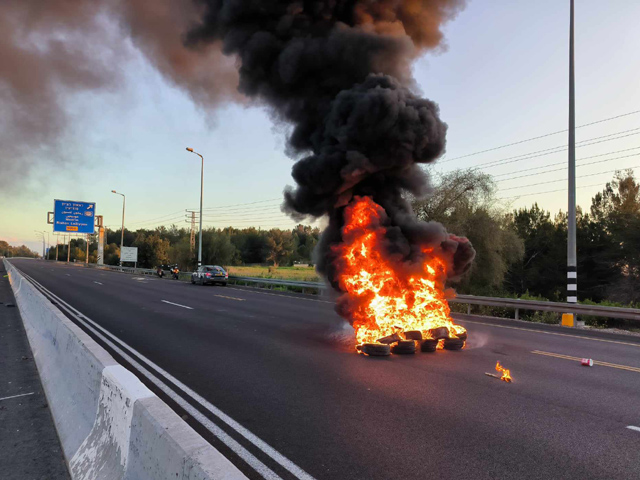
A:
567 0 577 309
186 210 197 252
186 148 204 267
35 231 45 259
111 190 126 266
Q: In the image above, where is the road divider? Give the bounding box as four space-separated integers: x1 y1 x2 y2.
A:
4 259 247 480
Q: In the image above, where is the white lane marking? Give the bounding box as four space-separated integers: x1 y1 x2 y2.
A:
0 392 35 402
458 318 640 348
18 270 314 480
93 281 103 285
65 274 71 276
161 300 193 310
627 426 640 433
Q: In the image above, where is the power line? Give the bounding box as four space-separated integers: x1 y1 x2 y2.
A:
492 146 640 178
469 128 640 171
197 198 282 211
498 181 607 200
495 151 640 183
440 109 640 164
498 165 640 192
125 210 187 226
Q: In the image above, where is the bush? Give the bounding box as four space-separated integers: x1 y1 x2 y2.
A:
579 299 640 329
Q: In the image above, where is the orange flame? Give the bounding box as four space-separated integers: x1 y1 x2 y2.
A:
334 196 465 347
495 362 512 382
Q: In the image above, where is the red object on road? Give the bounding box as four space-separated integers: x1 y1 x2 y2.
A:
581 358 593 367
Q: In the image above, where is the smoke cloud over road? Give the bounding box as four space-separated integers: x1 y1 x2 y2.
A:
2 0 474 299
182 0 473 288
0 0 238 191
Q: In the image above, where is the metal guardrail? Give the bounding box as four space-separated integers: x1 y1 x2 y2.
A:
228 276 326 290
452 294 640 321
64 261 640 322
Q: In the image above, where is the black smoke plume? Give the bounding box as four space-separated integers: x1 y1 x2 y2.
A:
187 0 475 291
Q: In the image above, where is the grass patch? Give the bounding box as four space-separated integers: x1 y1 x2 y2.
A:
227 265 321 282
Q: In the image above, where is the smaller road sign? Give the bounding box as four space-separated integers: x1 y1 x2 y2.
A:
121 246 138 263
53 200 96 234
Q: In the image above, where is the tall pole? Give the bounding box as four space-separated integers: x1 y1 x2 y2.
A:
187 148 204 268
35 231 45 259
56 236 59 262
112 190 126 266
67 234 71 262
567 0 577 306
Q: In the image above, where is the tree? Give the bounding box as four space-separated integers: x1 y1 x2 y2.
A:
0 240 39 258
412 169 524 295
589 170 640 303
505 203 565 300
202 229 236 266
265 229 294 267
133 233 170 268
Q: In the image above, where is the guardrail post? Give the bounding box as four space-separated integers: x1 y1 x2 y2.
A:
515 308 519 321
467 304 471 315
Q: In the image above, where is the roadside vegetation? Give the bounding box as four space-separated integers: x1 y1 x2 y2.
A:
42 169 640 328
0 240 39 258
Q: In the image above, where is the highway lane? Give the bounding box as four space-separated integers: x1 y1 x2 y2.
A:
10 259 640 480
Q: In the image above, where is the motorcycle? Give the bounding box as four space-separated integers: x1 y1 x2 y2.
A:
156 267 164 278
171 267 180 280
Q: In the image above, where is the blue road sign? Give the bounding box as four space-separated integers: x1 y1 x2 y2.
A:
53 200 96 234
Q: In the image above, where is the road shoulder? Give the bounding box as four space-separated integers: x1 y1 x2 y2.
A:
0 261 70 479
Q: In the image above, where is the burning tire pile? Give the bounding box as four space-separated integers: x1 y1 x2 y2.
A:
357 326 467 357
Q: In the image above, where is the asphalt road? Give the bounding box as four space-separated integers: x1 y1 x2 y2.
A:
10 258 640 480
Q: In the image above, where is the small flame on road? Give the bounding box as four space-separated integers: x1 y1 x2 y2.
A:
496 362 512 383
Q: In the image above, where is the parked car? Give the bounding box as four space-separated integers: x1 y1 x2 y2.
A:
191 265 228 286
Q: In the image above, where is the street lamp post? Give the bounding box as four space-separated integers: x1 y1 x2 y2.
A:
111 190 126 266
186 147 204 268
567 0 578 308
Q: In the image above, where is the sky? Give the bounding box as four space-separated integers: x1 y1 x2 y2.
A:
1 0 639 253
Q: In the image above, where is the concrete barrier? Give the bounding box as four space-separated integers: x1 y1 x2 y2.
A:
4 260 247 480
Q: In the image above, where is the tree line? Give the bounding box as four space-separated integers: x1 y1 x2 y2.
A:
0 240 39 258
46 224 321 271
39 168 640 308
412 168 640 307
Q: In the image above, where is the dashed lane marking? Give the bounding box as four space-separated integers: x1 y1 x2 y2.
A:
161 300 193 310
93 281 103 285
213 295 245 301
531 350 640 373
0 392 35 402
627 426 640 433
16 267 316 480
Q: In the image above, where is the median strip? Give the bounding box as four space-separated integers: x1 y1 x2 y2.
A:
531 350 640 373
161 300 193 310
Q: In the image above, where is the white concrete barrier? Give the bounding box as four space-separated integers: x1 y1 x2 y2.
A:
4 260 247 480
